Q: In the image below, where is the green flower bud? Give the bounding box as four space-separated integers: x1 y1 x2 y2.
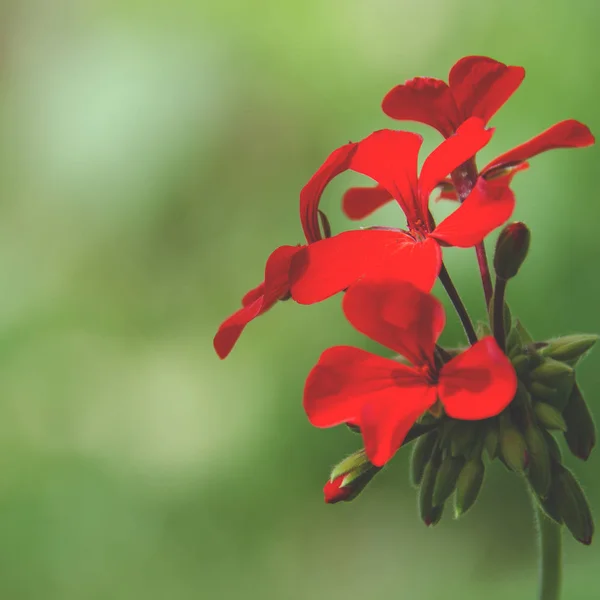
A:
563 383 596 461
533 402 567 432
530 359 574 388
538 489 564 525
500 421 528 473
494 222 531 280
541 334 599 366
433 455 466 506
484 421 500 460
525 425 551 498
325 449 380 504
419 457 444 526
410 431 438 487
455 458 485 518
554 465 594 545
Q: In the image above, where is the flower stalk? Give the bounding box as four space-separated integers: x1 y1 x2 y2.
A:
534 499 563 600
438 262 478 345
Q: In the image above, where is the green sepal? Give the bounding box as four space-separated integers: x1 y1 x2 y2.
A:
525 425 551 498
433 455 465 506
499 419 528 473
419 458 443 526
563 383 596 461
554 465 594 545
454 458 485 518
410 431 438 487
533 402 567 432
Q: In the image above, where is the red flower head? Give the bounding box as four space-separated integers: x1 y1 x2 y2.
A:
344 56 594 215
291 118 515 304
381 55 525 138
304 278 517 467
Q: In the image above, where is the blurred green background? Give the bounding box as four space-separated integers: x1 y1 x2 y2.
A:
0 1 597 598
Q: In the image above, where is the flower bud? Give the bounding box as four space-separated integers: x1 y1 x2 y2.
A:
534 402 567 432
410 431 438 487
419 457 444 526
542 430 562 462
554 465 594 545
500 420 528 473
514 319 534 345
325 449 380 504
530 359 574 388
511 354 531 378
563 384 596 461
455 458 485 518
541 334 599 366
493 222 531 280
484 421 500 460
525 425 551 498
433 455 466 506
506 326 522 357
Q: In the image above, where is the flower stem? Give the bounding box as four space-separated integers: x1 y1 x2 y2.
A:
438 262 477 345
492 276 507 351
533 498 563 600
475 242 494 307
450 158 494 307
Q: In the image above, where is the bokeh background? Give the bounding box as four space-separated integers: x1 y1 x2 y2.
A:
0 1 597 598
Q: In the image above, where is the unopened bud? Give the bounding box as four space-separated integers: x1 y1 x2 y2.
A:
325 449 380 504
534 402 567 432
542 430 562 462
525 425 551 498
410 431 438 487
494 222 531 280
563 384 596 461
500 421 528 473
419 458 444 526
433 455 466 506
530 359 574 388
476 320 492 338
484 421 500 460
455 458 485 518
541 334 599 366
554 465 594 545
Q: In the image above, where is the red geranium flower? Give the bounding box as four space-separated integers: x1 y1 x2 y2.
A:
303 278 517 467
291 117 514 304
381 55 525 138
343 56 593 217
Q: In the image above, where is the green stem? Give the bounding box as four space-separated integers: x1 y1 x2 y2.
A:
438 262 477 345
534 500 563 600
492 276 507 351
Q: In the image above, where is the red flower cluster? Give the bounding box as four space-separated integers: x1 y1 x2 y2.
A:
214 56 594 482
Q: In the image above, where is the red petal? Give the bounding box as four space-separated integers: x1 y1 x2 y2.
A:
349 129 423 224
430 178 515 248
303 345 403 427
382 77 460 138
449 56 525 124
242 282 265 307
419 117 493 204
342 276 445 367
342 185 394 220
360 385 437 466
213 245 301 358
324 476 353 503
300 143 358 243
438 337 517 419
290 230 441 305
483 120 595 173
